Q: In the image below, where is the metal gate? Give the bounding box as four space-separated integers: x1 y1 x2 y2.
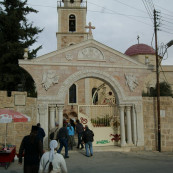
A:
78 105 119 127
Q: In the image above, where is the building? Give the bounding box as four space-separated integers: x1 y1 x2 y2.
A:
18 0 173 149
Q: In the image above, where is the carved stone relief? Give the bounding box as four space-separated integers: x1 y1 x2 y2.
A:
42 70 59 91
125 74 139 92
78 47 104 61
66 54 73 61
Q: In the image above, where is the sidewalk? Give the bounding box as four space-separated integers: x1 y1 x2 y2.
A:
0 146 173 173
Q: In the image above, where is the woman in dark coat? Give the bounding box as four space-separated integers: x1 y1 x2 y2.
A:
18 126 43 173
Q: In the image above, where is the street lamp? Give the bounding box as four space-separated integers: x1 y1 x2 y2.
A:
162 40 173 57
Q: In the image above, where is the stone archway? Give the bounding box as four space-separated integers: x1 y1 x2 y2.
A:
55 69 144 147
57 69 125 105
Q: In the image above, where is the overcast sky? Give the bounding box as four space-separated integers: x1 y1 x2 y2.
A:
27 0 173 65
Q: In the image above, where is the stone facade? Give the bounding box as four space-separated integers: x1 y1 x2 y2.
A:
0 91 37 152
1 92 173 152
143 97 173 151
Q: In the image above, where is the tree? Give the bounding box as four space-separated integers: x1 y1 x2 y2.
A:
142 81 173 97
0 0 43 96
159 81 173 97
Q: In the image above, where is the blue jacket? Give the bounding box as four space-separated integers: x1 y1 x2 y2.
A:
67 126 75 136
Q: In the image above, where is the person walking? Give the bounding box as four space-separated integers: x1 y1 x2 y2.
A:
39 140 67 173
57 124 69 158
37 123 46 144
18 126 43 173
49 122 59 141
67 123 75 150
76 119 84 149
82 125 94 157
70 118 75 131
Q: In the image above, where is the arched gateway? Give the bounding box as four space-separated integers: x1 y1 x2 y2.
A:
19 0 152 149
19 39 151 148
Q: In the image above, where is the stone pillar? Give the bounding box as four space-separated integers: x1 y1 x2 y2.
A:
132 105 137 145
119 105 126 146
38 104 47 130
135 103 144 146
85 78 90 116
126 106 133 145
38 104 48 148
49 105 56 130
57 105 64 128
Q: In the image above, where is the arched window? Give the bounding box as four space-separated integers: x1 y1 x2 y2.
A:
69 14 76 32
92 88 98 105
70 0 74 3
69 84 77 103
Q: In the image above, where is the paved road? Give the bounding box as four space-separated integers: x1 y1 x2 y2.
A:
0 150 173 173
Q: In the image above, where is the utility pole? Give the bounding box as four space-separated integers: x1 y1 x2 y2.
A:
154 9 161 152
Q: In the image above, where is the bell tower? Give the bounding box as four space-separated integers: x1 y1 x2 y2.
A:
57 0 88 49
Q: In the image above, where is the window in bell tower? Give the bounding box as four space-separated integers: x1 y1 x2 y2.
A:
70 0 74 3
69 14 76 32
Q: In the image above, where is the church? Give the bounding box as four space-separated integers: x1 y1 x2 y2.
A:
19 0 173 150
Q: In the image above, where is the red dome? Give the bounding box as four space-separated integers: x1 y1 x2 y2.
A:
125 44 155 56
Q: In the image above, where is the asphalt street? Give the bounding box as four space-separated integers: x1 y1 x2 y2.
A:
0 150 173 173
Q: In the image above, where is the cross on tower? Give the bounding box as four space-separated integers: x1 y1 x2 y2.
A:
137 35 140 44
85 22 95 38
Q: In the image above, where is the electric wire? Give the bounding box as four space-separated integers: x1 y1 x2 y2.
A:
151 32 155 48
111 0 146 14
155 4 173 15
159 30 173 35
27 2 153 27
88 1 153 27
160 64 169 85
142 0 154 23
88 10 149 19
160 19 173 25
26 2 172 34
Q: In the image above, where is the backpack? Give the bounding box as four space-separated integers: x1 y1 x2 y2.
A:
85 129 94 142
49 128 58 140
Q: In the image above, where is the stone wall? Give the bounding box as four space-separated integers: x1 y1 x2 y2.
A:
0 91 37 152
1 90 173 152
143 97 173 151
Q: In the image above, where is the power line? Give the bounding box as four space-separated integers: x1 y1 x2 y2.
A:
155 4 173 14
88 2 152 27
142 0 154 23
160 65 169 84
159 29 173 35
27 3 56 8
27 2 172 32
111 0 146 14
160 19 173 25
159 14 173 20
27 2 149 19
88 10 150 19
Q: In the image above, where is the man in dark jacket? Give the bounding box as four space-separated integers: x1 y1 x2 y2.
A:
57 123 69 158
37 123 45 144
82 125 94 157
76 119 84 149
18 126 43 173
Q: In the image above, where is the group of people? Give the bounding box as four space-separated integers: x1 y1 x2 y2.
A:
18 123 67 173
18 119 94 173
55 119 94 158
